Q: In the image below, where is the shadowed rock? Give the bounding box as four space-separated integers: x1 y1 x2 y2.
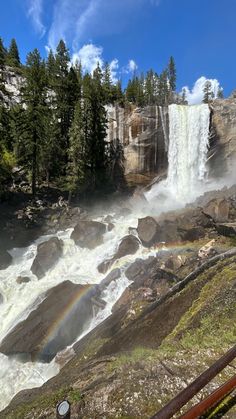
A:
216 223 236 237
71 220 106 249
0 250 12 270
31 237 63 279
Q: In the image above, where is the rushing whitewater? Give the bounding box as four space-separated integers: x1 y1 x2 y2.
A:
147 104 210 206
0 212 157 411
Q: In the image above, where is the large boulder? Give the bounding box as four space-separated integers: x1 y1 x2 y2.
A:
0 250 12 270
97 235 140 274
203 199 230 222
137 216 161 247
0 281 102 361
115 235 140 259
71 220 106 249
31 237 63 279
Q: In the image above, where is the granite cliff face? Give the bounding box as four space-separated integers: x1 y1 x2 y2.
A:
106 97 236 185
106 104 169 185
210 94 236 177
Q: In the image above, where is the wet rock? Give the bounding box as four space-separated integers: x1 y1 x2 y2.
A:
71 220 106 249
107 223 114 232
216 223 236 237
0 249 12 270
97 259 114 274
16 276 31 284
31 237 63 279
115 235 140 259
97 236 140 274
0 281 102 361
99 268 121 291
137 216 160 247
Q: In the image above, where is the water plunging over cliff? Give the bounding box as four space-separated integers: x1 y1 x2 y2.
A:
147 104 210 205
168 104 210 198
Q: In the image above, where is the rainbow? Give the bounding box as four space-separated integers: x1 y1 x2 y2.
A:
35 283 97 362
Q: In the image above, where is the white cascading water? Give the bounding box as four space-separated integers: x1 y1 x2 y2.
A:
0 211 157 411
147 104 210 205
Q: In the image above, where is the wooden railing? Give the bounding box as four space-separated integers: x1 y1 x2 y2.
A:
150 344 236 419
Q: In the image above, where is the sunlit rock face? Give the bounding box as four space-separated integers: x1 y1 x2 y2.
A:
106 105 168 185
210 95 236 177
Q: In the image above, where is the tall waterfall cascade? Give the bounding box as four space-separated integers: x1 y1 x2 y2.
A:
167 104 210 199
147 104 210 205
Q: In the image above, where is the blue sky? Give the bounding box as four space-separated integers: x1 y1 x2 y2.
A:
1 0 235 101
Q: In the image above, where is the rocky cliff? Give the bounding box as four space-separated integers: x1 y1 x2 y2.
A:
210 94 236 177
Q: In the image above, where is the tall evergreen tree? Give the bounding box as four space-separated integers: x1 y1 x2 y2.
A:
6 39 20 67
54 40 77 169
203 80 214 103
20 49 47 195
181 87 188 105
67 98 86 199
217 87 224 99
168 56 176 92
103 62 113 104
0 38 7 68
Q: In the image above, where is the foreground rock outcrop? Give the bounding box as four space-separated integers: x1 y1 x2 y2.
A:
0 281 102 361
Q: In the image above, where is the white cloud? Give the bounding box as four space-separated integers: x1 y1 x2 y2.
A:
182 76 221 105
72 44 119 83
72 44 103 74
110 59 119 83
128 59 138 73
122 59 138 75
47 0 162 51
27 0 46 38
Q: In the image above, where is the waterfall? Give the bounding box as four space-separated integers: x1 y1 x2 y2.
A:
146 104 210 205
167 104 210 200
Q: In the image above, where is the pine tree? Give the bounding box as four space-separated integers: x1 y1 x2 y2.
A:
6 39 20 67
46 49 56 86
217 87 224 99
158 69 169 105
20 49 47 196
145 69 156 105
168 56 176 92
54 40 76 168
181 88 188 105
203 80 214 103
67 99 86 199
0 38 7 68
103 62 113 104
0 106 15 193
